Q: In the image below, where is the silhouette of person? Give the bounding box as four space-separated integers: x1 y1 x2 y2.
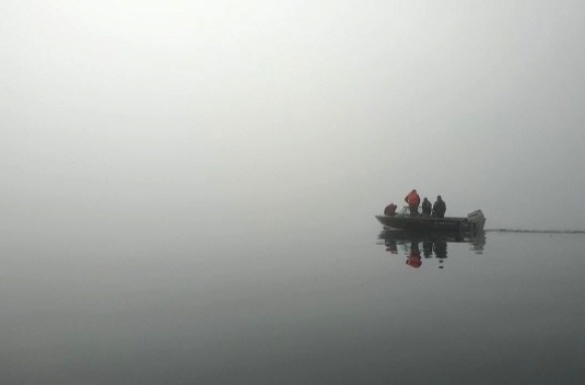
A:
421 197 432 217
432 195 446 218
384 203 397 216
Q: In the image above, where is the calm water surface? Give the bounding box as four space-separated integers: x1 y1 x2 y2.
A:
2 224 584 384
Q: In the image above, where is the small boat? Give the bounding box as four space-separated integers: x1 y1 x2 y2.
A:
375 206 486 235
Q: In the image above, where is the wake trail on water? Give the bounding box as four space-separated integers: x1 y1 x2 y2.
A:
485 229 585 234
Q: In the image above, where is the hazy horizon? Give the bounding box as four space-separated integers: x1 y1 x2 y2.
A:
3 1 585 235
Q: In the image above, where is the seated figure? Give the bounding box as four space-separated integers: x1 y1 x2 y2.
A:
384 203 397 216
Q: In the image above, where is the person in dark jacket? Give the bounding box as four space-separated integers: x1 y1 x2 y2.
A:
384 203 397 216
432 195 446 218
421 197 432 217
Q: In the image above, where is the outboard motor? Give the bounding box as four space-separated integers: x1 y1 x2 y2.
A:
467 210 486 234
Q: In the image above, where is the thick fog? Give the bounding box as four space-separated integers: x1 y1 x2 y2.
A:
3 0 585 241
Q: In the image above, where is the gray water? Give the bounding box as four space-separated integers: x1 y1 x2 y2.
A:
2 223 584 384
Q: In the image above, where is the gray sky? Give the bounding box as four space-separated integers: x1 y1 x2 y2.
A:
2 0 585 235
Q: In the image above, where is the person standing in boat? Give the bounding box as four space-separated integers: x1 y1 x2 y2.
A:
421 197 432 217
432 195 446 218
404 189 421 217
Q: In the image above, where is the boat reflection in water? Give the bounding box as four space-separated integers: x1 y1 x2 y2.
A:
378 229 486 269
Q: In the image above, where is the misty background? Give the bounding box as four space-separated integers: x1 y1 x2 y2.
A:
2 0 585 247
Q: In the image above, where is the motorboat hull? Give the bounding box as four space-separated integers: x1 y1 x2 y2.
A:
375 210 485 235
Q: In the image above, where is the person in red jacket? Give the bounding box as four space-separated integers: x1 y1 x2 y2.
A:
404 189 421 217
